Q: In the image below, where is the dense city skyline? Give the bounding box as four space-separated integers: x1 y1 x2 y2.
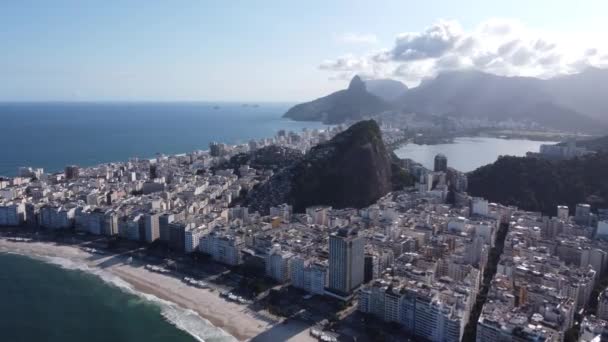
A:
3 2 608 341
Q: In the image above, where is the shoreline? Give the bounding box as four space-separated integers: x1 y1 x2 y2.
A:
0 239 315 342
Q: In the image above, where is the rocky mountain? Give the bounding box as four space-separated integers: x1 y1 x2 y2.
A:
364 79 408 101
284 68 608 133
282 76 392 124
543 67 608 121
245 120 413 213
396 69 604 132
467 153 608 216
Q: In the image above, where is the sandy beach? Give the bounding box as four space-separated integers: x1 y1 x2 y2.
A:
0 238 315 342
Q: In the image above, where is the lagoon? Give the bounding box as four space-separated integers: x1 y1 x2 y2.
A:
395 137 557 172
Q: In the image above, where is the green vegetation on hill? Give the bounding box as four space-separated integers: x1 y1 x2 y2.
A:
246 120 414 213
467 153 608 215
214 145 303 175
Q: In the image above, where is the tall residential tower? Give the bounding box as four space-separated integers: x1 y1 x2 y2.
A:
327 228 364 298
434 154 448 172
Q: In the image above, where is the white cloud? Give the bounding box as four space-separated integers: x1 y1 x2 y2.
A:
390 20 463 61
320 19 608 85
319 54 370 71
319 53 394 81
333 32 378 44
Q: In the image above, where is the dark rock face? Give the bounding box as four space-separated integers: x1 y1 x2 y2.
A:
288 119 393 212
282 76 391 124
246 120 411 213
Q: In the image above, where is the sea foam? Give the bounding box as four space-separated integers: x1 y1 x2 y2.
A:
6 250 238 342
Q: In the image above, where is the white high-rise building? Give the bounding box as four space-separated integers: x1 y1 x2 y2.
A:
290 256 327 295
269 203 292 223
75 208 104 235
125 215 142 241
144 213 160 243
39 205 75 230
575 203 592 225
557 205 569 220
598 289 608 320
265 246 293 283
103 211 119 236
328 228 364 296
0 202 26 226
184 226 206 253
200 231 244 266
23 167 43 179
306 206 330 226
0 188 16 200
159 213 175 242
597 220 608 239
359 278 471 342
471 198 489 217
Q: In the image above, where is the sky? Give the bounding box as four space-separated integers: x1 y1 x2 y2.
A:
1 0 607 102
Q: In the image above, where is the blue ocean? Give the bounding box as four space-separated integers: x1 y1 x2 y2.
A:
0 102 326 176
0 253 203 342
0 102 327 341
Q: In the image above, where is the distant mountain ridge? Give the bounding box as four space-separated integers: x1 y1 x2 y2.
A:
284 68 608 133
543 67 608 121
364 79 408 101
396 69 606 132
282 76 392 124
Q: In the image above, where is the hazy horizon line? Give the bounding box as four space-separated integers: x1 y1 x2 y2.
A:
0 100 297 105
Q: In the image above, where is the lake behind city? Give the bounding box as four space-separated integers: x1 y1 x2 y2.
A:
394 136 557 172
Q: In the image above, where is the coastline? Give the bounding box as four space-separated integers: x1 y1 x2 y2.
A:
0 239 315 342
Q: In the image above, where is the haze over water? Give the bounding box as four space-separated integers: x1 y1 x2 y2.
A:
0 102 327 177
395 137 556 172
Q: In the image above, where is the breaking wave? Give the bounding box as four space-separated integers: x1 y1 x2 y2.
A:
5 251 237 342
